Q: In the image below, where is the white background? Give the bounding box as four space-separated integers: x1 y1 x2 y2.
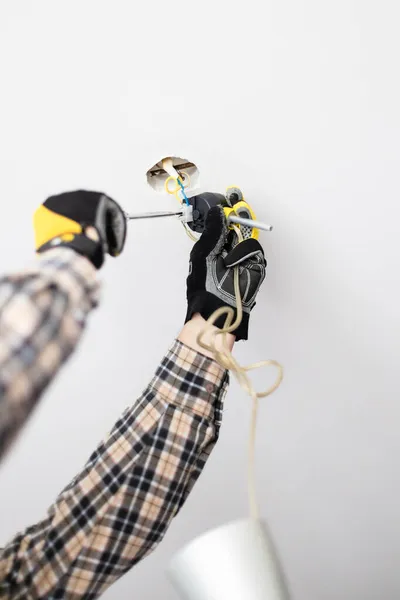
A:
0 1 399 598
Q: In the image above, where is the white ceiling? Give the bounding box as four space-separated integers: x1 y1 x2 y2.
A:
1 1 399 598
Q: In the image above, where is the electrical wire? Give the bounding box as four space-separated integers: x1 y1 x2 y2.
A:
165 173 198 241
177 178 190 206
196 226 283 518
165 172 191 205
166 177 284 518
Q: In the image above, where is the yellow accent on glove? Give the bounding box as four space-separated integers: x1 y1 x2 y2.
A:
223 202 259 240
33 205 83 250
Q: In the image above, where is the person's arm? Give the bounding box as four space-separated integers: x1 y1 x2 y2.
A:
0 324 231 599
0 190 127 460
0 248 99 459
0 202 265 599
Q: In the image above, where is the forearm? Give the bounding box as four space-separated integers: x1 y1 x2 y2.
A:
0 248 99 460
0 334 228 599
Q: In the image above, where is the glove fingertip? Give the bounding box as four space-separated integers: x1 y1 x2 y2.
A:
103 196 128 256
204 204 225 229
224 238 265 267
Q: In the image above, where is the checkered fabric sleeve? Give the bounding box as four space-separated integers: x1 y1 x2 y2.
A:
0 340 229 599
0 248 100 461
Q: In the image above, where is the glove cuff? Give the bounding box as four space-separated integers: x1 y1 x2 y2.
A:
37 234 104 269
186 292 250 341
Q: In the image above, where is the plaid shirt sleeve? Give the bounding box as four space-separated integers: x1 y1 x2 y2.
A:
0 248 99 460
0 340 229 599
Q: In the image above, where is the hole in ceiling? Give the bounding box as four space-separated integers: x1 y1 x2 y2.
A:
146 156 200 194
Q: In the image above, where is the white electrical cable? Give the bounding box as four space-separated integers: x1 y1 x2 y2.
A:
196 226 283 518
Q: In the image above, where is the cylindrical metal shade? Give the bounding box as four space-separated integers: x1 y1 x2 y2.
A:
167 518 290 600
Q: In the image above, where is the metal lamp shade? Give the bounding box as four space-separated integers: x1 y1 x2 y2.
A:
167 518 290 600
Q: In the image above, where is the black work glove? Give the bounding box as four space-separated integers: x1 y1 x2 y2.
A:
33 190 127 268
185 205 266 341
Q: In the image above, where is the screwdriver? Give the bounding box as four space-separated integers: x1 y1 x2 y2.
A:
126 211 273 232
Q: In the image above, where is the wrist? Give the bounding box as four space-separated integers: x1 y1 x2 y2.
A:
37 232 104 269
186 292 250 341
178 313 235 359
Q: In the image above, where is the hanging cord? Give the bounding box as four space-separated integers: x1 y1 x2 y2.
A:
166 179 283 518
196 226 283 518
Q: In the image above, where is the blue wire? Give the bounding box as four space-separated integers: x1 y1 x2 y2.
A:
178 178 190 206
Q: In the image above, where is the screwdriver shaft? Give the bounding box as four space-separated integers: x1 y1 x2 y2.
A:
126 211 273 232
126 211 183 220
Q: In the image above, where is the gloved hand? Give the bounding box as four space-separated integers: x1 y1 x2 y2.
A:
185 204 266 341
33 190 127 268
